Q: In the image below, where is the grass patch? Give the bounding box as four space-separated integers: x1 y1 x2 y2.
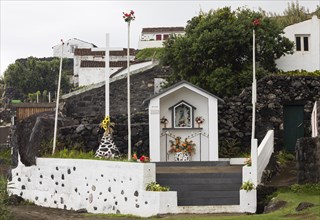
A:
0 176 13 220
43 149 133 162
135 48 164 61
84 213 142 218
0 147 11 166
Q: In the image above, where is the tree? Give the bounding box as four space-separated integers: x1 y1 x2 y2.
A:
4 57 72 100
161 7 293 97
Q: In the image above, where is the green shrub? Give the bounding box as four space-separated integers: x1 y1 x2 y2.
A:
277 70 320 76
146 182 170 192
276 150 295 166
219 140 242 158
240 181 255 192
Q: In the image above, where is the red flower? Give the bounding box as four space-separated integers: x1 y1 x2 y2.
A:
252 19 260 26
123 10 135 23
132 153 138 161
139 155 149 162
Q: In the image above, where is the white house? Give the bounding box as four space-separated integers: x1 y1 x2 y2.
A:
146 81 223 162
73 48 136 86
276 15 320 72
52 38 97 58
138 27 185 50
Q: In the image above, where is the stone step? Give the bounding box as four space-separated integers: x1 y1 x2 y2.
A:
155 161 230 167
155 164 242 206
156 165 242 174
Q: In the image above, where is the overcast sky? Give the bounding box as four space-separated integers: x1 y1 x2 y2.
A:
1 0 319 76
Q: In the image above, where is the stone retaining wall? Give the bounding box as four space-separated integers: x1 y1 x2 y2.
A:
296 136 320 183
219 75 320 152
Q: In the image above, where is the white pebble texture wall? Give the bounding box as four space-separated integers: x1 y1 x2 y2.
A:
8 158 178 217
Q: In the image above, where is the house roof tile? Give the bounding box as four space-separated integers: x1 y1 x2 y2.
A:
74 48 136 56
142 27 184 33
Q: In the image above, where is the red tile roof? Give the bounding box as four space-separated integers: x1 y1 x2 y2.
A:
80 60 142 68
142 27 184 33
74 48 136 56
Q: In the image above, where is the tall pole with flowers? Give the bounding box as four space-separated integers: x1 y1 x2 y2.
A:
250 18 260 185
251 18 260 141
123 10 135 160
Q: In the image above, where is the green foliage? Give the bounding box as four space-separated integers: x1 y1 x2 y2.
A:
146 182 170 192
135 48 164 61
289 183 320 194
278 70 320 76
270 1 315 28
0 148 11 165
0 176 12 220
4 57 72 100
240 180 255 192
219 140 242 158
47 149 95 159
161 7 293 97
276 151 295 166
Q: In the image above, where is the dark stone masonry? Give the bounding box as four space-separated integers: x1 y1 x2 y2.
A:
10 65 320 166
296 136 320 183
219 75 320 152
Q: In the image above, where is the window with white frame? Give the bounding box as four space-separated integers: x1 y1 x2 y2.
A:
295 35 310 52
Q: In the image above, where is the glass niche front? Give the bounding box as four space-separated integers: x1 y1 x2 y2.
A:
173 102 193 128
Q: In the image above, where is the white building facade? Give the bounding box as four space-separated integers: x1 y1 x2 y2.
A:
138 27 185 50
52 38 97 58
276 16 320 72
74 48 136 86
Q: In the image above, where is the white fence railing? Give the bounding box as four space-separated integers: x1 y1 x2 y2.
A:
257 130 274 184
311 101 318 137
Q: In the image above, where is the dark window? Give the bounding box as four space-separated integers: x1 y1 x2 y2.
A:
296 36 301 51
156 34 162 41
303 37 309 51
163 34 169 40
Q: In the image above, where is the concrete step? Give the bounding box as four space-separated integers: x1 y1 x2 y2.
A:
156 161 230 167
155 164 242 206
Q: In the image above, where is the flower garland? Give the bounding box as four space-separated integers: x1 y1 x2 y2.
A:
123 10 135 23
195 116 205 124
168 136 195 155
100 116 114 135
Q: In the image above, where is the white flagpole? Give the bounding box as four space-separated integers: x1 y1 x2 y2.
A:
251 29 256 140
105 34 110 117
52 40 64 155
127 22 132 160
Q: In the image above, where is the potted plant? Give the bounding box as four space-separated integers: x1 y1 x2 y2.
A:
240 180 257 213
168 137 195 161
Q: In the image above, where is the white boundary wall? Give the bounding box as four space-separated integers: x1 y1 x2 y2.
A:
8 158 177 217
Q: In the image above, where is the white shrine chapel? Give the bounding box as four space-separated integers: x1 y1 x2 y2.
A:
145 80 223 162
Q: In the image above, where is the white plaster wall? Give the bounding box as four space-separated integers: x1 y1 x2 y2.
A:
53 39 95 58
78 68 106 86
8 158 178 217
159 87 210 161
149 98 161 162
276 16 320 71
138 41 164 49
